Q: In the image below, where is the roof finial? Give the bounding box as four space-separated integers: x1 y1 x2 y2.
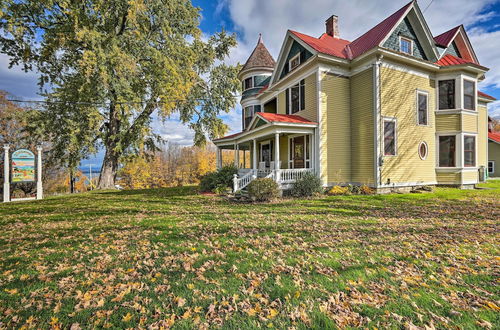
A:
257 33 263 44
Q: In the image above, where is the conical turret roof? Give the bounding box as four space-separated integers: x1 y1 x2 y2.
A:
241 34 275 72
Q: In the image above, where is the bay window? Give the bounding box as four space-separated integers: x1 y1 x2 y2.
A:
464 135 476 167
438 136 456 167
244 77 253 90
463 80 476 110
438 80 455 110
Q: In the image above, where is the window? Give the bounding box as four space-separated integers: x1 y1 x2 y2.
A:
418 141 428 160
417 92 428 125
244 77 253 90
384 119 396 156
286 79 305 114
439 80 455 110
438 136 456 167
289 54 300 71
463 79 476 110
464 135 476 167
399 37 412 55
244 106 253 129
488 161 495 174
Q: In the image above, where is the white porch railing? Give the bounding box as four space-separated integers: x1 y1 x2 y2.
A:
233 168 315 192
233 170 257 192
279 168 314 184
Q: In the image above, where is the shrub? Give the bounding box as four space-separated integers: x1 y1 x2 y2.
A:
199 165 238 192
290 172 323 197
247 178 280 202
359 184 375 195
328 185 350 195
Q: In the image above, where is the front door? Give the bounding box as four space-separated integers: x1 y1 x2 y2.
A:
292 136 305 169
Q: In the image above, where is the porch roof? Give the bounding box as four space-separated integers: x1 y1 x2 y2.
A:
213 113 317 147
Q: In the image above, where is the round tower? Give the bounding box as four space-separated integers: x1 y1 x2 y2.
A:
239 34 275 130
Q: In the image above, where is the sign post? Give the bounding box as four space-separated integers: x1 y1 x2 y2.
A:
37 146 43 200
3 145 10 203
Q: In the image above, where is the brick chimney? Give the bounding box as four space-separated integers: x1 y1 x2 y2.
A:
325 15 339 38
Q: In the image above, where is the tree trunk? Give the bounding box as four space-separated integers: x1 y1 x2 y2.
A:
98 95 121 189
98 149 119 189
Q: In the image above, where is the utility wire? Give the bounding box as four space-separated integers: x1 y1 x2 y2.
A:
423 0 435 13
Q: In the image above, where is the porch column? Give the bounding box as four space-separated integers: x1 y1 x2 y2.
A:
216 147 221 169
36 146 43 200
3 145 10 203
252 139 257 170
243 150 246 168
274 133 280 170
234 143 239 168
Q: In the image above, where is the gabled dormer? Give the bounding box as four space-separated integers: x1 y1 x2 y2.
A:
434 25 479 64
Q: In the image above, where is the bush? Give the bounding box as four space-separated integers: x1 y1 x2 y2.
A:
328 185 350 195
290 172 323 197
359 184 375 195
247 178 280 202
199 165 238 192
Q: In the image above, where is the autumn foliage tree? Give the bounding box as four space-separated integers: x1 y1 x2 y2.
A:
0 0 240 189
119 144 217 189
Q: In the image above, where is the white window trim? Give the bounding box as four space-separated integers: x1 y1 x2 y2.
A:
260 140 271 164
416 90 429 126
462 78 477 111
289 53 300 71
436 133 458 169
488 160 495 174
244 76 254 91
436 77 459 111
418 141 428 160
287 80 305 115
399 36 413 55
463 134 477 168
383 117 397 157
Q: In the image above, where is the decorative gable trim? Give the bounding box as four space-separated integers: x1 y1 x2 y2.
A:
270 31 318 85
380 2 439 62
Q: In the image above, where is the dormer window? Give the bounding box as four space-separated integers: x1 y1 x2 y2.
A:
289 53 300 71
399 37 413 55
244 77 253 90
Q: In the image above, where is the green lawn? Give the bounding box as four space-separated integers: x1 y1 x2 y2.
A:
1 182 499 329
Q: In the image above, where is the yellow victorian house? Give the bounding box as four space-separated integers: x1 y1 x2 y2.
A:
213 0 495 193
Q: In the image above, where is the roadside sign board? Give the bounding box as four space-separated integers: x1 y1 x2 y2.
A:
12 149 35 183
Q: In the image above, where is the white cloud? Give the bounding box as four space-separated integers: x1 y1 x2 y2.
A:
0 54 40 99
488 100 500 119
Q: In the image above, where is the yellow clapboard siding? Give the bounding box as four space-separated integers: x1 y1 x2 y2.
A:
380 67 436 184
461 170 478 183
277 91 286 115
462 113 478 132
350 68 374 184
478 105 488 168
436 114 460 131
279 135 288 169
436 172 460 184
488 141 500 177
322 73 351 183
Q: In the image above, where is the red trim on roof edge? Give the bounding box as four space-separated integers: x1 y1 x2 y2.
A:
256 112 317 124
489 131 500 143
478 91 496 100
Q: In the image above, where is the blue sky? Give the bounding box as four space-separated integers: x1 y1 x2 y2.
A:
1 0 499 171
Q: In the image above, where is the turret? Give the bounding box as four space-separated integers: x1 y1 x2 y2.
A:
239 34 275 130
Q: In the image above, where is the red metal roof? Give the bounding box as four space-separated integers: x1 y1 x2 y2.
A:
290 30 350 59
434 26 460 47
435 54 470 66
347 1 413 59
489 131 500 143
257 112 317 124
478 91 496 100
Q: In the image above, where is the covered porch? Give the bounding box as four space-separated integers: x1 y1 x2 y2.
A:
213 113 318 191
